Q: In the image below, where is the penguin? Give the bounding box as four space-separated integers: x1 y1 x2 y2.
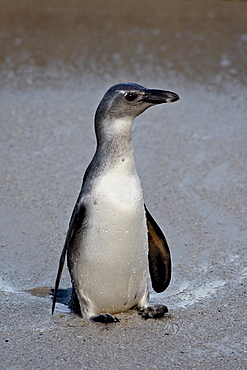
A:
52 83 180 323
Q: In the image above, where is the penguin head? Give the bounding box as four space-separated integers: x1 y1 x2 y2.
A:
95 83 180 122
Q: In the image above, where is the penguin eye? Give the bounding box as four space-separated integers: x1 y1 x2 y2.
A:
124 92 138 102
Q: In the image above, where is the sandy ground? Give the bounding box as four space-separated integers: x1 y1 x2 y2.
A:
0 0 246 369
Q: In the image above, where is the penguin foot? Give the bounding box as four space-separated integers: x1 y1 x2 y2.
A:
90 313 120 323
138 304 168 320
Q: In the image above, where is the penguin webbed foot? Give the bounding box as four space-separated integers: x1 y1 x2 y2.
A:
90 313 120 324
138 304 168 320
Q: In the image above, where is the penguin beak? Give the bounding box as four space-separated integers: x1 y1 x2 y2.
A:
143 89 180 104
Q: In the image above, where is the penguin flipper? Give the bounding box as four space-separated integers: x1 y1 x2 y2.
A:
51 202 85 315
145 205 171 293
51 240 68 314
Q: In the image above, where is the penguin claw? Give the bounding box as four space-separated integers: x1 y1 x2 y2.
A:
138 304 168 320
90 313 120 323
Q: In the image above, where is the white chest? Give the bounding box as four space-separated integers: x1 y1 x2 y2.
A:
86 169 146 251
76 167 149 313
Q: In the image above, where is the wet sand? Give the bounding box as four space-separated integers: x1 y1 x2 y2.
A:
0 0 247 368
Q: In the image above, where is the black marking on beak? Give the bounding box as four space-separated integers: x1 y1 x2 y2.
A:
143 89 180 104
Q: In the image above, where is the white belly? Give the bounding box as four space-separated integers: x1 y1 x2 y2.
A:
74 171 148 315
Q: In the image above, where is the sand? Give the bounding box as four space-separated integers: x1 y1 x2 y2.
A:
0 1 246 368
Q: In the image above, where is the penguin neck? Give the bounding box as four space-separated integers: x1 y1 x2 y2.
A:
95 116 136 173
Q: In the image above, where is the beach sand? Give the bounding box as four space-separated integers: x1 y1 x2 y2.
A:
1 1 246 368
